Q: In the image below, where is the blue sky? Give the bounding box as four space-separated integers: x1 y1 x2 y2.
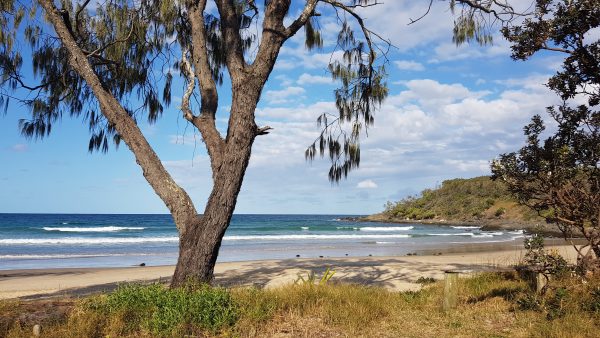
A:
0 1 568 214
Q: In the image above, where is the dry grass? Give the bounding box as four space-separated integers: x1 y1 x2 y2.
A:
2 272 600 337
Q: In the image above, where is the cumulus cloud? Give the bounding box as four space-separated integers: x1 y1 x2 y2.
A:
429 38 510 63
394 60 425 71
264 86 306 104
297 73 334 85
357 179 378 189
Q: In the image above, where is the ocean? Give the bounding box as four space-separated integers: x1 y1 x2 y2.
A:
0 214 526 270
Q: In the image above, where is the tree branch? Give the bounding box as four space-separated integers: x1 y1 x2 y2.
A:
215 0 246 76
283 0 319 38
187 0 225 171
37 0 198 230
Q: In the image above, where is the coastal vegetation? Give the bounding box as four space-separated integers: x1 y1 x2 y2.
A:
381 176 536 222
3 271 600 337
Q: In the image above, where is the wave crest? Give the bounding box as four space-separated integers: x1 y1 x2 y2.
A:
43 226 145 232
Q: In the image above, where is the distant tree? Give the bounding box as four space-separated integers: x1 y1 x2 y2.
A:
472 0 600 273
0 0 390 285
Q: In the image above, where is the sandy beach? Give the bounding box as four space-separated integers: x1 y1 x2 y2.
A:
0 244 579 300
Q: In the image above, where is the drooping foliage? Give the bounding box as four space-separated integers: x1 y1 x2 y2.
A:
2 1 388 182
486 0 600 273
301 1 389 182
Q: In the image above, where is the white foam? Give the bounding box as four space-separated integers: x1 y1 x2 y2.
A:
0 236 178 245
301 227 309 230
223 234 411 241
427 232 498 238
360 226 414 232
43 226 145 232
451 226 481 229
509 230 524 235
471 234 494 238
0 253 151 259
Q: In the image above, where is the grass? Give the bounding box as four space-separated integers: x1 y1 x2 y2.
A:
3 272 600 337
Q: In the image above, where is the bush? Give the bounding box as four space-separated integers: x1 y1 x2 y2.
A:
494 207 506 217
84 283 238 336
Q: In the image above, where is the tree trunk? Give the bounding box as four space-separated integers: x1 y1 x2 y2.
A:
171 82 259 286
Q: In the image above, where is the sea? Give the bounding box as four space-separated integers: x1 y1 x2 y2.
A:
0 214 526 270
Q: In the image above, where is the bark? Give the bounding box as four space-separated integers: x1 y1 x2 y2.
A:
172 80 260 286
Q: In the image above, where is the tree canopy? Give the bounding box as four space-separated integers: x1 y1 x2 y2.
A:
0 0 389 181
490 0 600 272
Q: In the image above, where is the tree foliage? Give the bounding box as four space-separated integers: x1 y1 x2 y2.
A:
488 0 600 273
1 0 388 180
0 0 391 284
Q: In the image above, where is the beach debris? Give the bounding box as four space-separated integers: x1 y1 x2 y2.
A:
32 324 41 336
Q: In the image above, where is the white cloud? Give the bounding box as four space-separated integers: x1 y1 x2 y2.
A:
353 1 456 51
394 60 425 71
256 101 335 121
297 73 333 85
264 86 306 104
357 179 378 189
429 38 510 63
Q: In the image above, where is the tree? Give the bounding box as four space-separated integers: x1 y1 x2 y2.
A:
483 0 600 273
0 0 388 285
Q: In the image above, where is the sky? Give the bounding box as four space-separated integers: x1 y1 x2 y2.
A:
0 1 567 214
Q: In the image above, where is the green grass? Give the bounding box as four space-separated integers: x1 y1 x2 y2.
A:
3 272 600 337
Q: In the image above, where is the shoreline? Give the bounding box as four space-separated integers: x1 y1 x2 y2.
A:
0 241 580 300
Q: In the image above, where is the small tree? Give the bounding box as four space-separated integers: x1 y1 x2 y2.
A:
0 0 389 285
486 0 600 274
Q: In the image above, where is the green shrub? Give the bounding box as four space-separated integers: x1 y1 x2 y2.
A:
85 283 238 336
494 207 506 217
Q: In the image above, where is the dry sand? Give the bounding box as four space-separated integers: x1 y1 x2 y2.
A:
0 244 579 300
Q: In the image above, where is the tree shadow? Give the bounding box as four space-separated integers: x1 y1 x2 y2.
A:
214 257 503 291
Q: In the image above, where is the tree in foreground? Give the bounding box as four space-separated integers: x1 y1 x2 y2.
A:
482 0 600 274
0 0 389 285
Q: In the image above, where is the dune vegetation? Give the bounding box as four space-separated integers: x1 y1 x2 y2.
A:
2 270 600 337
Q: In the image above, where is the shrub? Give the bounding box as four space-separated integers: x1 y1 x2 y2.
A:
84 283 238 336
494 207 506 217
